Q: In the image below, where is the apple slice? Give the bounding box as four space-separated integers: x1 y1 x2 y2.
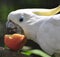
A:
4 34 27 51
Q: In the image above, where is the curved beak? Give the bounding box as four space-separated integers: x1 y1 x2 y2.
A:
6 20 24 34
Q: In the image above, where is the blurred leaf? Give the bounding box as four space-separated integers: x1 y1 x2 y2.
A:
4 45 8 49
21 51 32 56
30 49 51 57
21 49 51 57
22 46 32 51
0 4 14 23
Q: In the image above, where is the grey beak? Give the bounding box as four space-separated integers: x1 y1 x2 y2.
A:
6 20 17 34
6 20 24 34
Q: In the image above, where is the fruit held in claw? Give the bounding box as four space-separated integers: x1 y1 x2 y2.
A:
4 34 26 51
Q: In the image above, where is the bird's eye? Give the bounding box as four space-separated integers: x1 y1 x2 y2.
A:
19 17 24 22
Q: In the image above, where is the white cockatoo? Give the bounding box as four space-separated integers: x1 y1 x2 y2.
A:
6 5 60 55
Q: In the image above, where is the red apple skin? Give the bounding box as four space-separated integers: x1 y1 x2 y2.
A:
4 34 27 51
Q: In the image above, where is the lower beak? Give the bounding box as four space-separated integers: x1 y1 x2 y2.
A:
6 27 17 34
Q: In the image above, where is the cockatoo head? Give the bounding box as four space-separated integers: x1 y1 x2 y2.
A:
6 9 34 34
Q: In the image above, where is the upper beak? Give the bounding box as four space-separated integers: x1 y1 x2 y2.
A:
6 20 24 34
6 20 17 34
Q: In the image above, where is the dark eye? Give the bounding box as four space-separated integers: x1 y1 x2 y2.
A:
19 17 24 22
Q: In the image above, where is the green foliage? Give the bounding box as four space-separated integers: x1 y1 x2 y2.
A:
21 49 51 57
21 46 51 57
0 4 14 23
0 5 8 23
